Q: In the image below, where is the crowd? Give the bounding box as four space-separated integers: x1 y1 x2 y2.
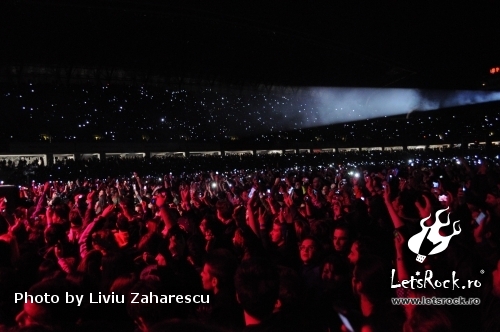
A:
1 153 500 331
1 146 499 184
0 83 498 143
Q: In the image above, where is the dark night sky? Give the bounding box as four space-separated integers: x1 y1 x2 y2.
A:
1 1 500 89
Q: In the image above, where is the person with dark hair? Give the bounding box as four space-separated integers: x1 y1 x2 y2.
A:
78 204 116 258
200 249 237 294
265 218 300 271
0 215 20 266
100 250 133 292
48 205 69 229
127 280 187 332
480 258 500 331
8 207 29 244
234 258 280 331
38 223 68 262
319 255 355 330
114 215 130 249
294 219 310 244
332 224 351 258
271 266 305 331
14 324 55 332
485 191 500 219
199 249 243 330
164 227 188 260
7 149 500 330
403 305 454 332
70 272 130 332
153 228 203 298
76 249 102 287
390 190 421 225
90 229 118 256
331 199 345 222
149 319 227 332
68 210 83 245
299 237 322 295
233 225 265 262
15 276 81 331
199 215 229 253
348 237 381 266
37 260 59 281
352 256 404 332
66 271 99 296
43 224 66 248
298 236 324 331
137 218 162 259
82 273 137 332
215 200 237 241
321 255 352 302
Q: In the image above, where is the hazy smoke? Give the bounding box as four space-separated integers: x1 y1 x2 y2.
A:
306 88 500 128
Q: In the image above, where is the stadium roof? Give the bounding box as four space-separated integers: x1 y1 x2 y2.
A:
1 1 500 90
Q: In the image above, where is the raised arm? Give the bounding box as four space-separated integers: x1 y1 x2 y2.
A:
31 182 51 219
179 184 192 212
383 182 405 229
83 190 97 228
78 204 114 258
246 192 260 237
394 230 409 282
78 218 97 258
134 172 144 195
415 194 433 227
155 192 176 236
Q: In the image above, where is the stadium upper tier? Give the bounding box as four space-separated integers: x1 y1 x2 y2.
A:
0 83 498 146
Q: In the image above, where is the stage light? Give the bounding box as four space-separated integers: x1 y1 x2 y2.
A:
281 87 500 131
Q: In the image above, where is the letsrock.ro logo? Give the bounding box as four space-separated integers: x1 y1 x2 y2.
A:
391 207 482 291
408 207 461 263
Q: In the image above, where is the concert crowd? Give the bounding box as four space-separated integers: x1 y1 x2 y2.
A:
1 153 500 331
0 83 498 144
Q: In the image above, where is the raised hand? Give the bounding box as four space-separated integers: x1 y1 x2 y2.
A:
415 194 432 220
473 210 489 243
87 190 96 203
382 181 390 202
54 244 63 259
278 206 293 224
398 178 407 192
353 185 362 199
101 204 116 217
277 207 285 224
249 189 259 205
180 185 190 202
394 230 405 254
233 205 246 228
0 198 6 212
283 191 293 207
365 176 373 191
258 207 267 227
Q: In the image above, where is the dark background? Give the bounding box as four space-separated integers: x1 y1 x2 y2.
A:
1 1 499 90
